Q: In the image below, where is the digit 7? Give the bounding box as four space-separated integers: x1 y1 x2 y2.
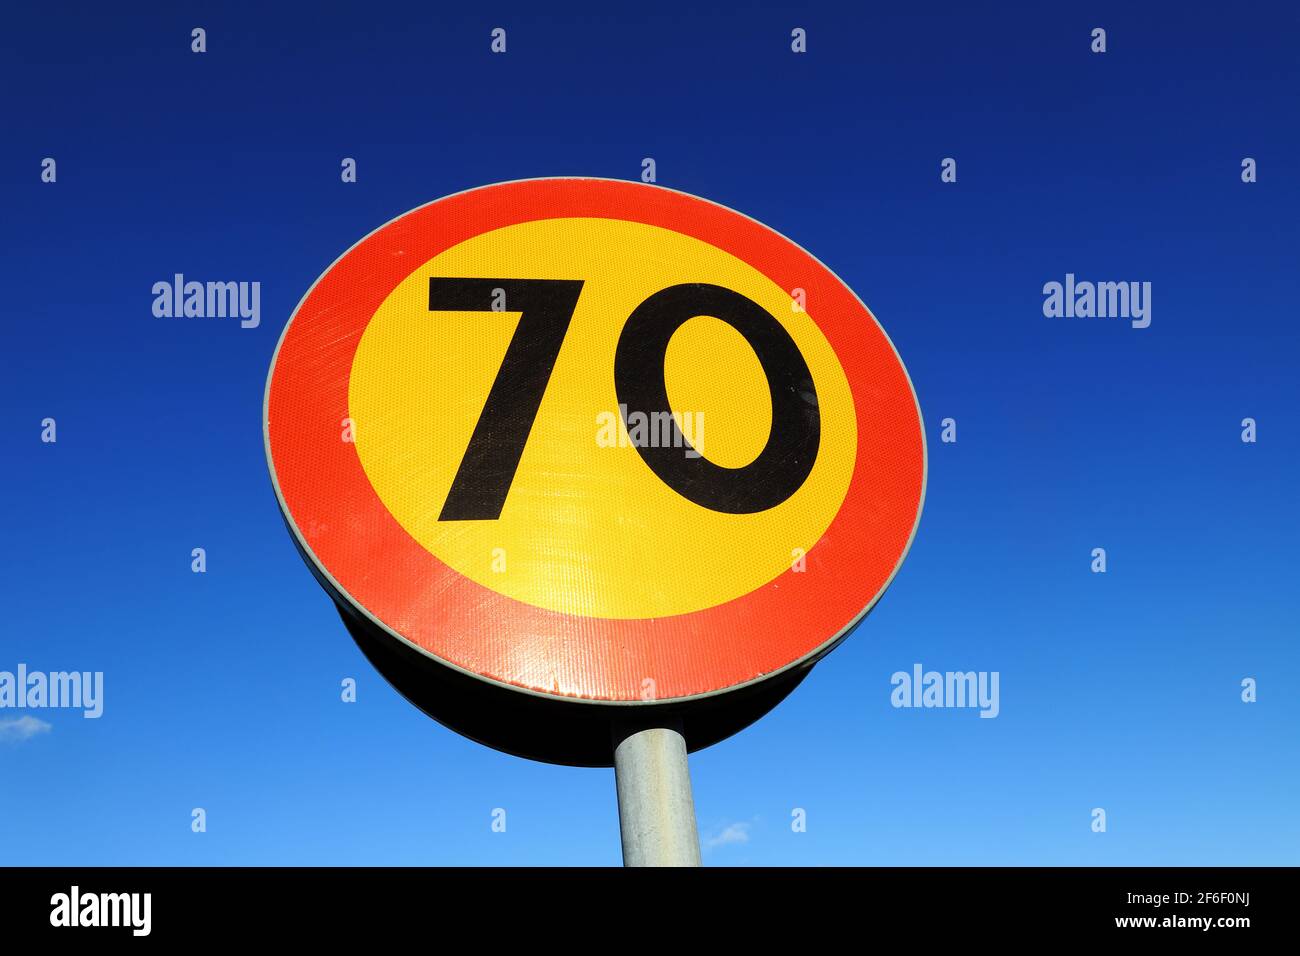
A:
430 278 584 521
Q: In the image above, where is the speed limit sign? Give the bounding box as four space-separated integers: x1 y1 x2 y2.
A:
265 178 925 767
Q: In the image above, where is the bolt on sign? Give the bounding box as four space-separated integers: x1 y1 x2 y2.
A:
265 178 925 766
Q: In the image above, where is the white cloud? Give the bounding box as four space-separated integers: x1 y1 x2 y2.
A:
705 821 751 850
0 716 53 742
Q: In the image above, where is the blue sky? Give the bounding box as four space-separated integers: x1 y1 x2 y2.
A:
2 1 1297 865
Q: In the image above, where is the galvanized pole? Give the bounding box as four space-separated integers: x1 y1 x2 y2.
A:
612 723 702 866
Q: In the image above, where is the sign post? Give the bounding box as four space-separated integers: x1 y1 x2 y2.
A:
265 178 925 864
613 722 701 867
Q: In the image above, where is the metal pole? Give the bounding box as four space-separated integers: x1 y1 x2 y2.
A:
613 723 702 866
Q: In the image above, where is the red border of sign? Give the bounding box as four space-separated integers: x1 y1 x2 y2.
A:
266 178 924 703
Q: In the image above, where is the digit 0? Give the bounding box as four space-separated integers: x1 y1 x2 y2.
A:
614 283 820 513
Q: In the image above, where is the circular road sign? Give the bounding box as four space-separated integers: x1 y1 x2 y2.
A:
265 178 925 765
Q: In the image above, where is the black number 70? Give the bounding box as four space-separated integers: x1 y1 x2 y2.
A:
430 277 820 521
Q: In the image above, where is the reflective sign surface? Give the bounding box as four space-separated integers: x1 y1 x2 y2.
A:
265 178 925 703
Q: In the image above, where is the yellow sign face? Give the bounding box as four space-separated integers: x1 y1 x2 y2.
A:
349 217 858 619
